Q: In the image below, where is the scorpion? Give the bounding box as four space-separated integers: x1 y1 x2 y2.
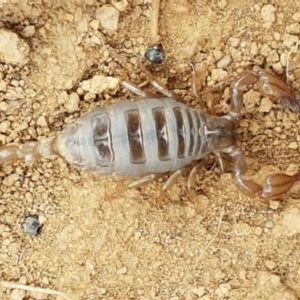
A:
0 68 300 199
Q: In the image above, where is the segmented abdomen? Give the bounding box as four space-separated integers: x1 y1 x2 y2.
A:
63 98 206 176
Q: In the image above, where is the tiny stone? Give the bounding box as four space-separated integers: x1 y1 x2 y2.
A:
144 43 165 64
254 227 263 236
0 101 9 111
81 75 119 94
280 53 287 67
288 142 298 149
229 37 240 47
77 87 84 95
282 33 299 48
240 40 247 48
64 92 80 113
265 260 277 270
260 44 271 56
95 5 120 31
90 35 101 45
0 79 8 91
213 49 223 60
21 25 35 38
266 50 279 63
10 289 26 300
217 0 227 9
210 69 228 81
89 19 100 30
192 287 205 297
10 79 19 87
84 92 96 101
0 29 29 66
217 55 232 69
265 220 274 228
198 296 210 300
273 32 281 41
272 62 283 74
111 0 128 11
215 283 230 297
3 173 19 186
117 266 127 275
269 200 280 210
98 288 106 295
37 116 48 127
250 42 258 56
0 120 10 132
29 291 48 300
258 97 273 113
292 11 300 22
261 4 276 28
22 215 43 236
58 91 69 105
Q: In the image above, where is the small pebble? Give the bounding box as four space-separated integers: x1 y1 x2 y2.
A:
272 62 283 74
144 43 165 64
254 227 263 236
229 37 240 47
0 29 29 66
210 69 228 81
265 221 274 229
261 4 276 28
288 142 298 149
217 55 232 69
116 266 127 275
269 200 280 210
111 0 128 11
22 215 43 236
95 5 120 31
292 11 300 22
192 287 205 297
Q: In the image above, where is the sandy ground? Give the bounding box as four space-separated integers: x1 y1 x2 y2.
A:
1 0 300 299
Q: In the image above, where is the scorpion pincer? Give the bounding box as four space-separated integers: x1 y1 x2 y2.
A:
0 69 299 199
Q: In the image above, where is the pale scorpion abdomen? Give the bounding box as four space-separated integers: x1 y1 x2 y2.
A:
56 98 234 176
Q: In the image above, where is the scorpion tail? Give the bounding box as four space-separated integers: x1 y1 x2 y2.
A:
0 136 59 168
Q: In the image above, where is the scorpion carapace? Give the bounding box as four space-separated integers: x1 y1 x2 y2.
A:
0 69 299 199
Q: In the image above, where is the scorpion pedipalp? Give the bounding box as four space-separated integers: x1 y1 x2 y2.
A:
225 69 300 199
226 145 300 199
255 69 300 113
261 171 300 198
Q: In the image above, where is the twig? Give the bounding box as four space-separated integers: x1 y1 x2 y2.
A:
286 41 300 80
150 0 160 42
0 281 72 300
193 207 224 270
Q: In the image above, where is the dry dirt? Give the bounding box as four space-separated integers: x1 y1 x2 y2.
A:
1 0 300 299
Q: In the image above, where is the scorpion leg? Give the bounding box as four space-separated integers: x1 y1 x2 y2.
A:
109 174 163 200
189 63 207 110
150 80 178 98
225 145 300 199
127 173 163 189
121 81 159 98
187 160 206 191
143 70 185 102
162 168 189 191
214 152 225 173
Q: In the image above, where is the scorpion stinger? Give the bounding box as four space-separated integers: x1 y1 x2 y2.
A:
224 69 300 199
